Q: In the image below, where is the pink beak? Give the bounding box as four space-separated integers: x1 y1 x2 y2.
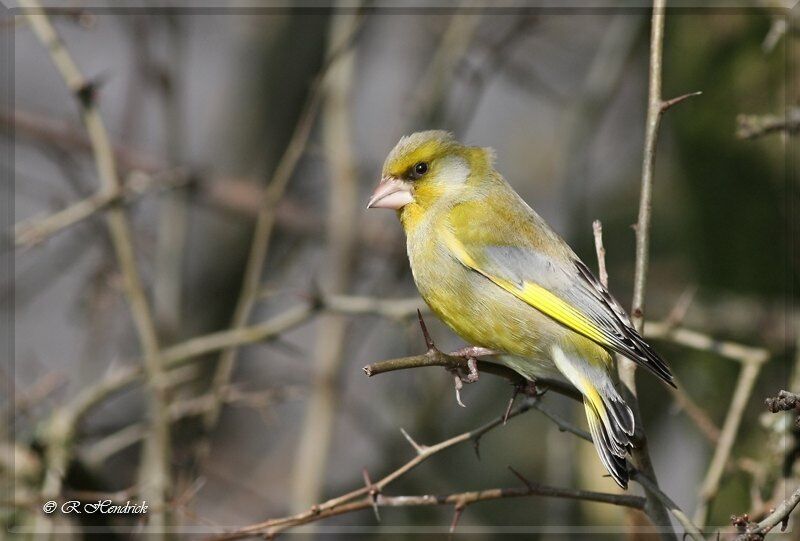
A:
367 176 414 210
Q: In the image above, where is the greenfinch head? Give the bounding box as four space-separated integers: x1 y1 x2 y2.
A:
367 130 495 211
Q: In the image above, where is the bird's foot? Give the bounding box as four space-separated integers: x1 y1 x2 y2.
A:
448 357 479 407
450 346 499 358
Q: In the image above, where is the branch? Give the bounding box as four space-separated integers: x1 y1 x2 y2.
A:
733 486 800 540
21 0 172 532
4 108 162 172
208 401 646 540
13 168 190 248
630 470 705 541
621 0 700 535
736 108 800 139
362 317 582 403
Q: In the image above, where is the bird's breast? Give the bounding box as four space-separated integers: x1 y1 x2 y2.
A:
404 219 557 360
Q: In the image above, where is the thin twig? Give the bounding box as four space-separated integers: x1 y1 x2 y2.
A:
630 470 705 541
733 485 800 540
13 168 190 248
207 401 647 540
592 220 608 287
694 361 764 528
621 0 700 536
363 348 581 402
736 108 800 139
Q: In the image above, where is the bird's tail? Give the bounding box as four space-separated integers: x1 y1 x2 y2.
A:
552 343 634 489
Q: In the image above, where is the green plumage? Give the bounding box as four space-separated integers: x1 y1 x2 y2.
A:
375 131 674 488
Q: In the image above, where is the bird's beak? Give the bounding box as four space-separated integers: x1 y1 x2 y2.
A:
366 176 414 210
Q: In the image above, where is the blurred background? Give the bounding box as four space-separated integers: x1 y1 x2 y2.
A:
3 2 797 538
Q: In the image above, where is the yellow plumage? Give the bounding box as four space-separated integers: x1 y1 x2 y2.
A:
368 131 674 488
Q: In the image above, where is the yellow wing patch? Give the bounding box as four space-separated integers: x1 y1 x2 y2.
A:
443 229 610 347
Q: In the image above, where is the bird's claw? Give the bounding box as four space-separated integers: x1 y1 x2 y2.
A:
448 358 480 407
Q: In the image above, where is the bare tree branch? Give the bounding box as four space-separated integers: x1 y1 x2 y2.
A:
736 108 800 139
620 0 701 535
207 401 646 540
733 485 800 540
13 168 190 248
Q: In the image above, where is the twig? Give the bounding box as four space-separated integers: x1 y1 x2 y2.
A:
694 360 764 528
669 380 722 444
21 0 172 532
733 485 800 540
592 220 608 287
646 323 771 365
4 108 162 172
13 168 190 248
630 469 705 541
207 401 647 540
736 108 800 139
765 390 800 414
622 0 700 536
363 344 581 403
82 385 301 466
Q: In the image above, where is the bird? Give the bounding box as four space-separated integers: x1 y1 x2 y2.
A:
367 130 674 488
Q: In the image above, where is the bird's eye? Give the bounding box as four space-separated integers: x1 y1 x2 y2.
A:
410 162 428 179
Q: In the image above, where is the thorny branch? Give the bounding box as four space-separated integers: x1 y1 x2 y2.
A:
207 401 646 540
732 486 800 541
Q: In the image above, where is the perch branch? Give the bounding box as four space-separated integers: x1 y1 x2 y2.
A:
363 311 581 403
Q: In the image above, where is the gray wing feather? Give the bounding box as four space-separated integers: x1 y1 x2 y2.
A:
480 245 674 386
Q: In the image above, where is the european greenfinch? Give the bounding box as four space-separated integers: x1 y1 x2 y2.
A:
367 131 674 488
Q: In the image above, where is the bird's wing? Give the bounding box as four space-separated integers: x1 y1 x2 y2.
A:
442 205 674 386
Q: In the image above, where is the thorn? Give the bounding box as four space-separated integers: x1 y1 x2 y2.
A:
399 427 427 455
472 436 482 460
507 465 535 491
449 502 465 533
660 90 702 113
417 309 435 351
503 385 520 425
362 468 380 522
